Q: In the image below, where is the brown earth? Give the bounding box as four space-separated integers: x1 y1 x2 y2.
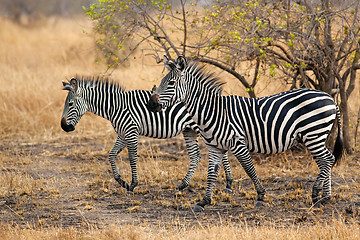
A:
1 133 359 230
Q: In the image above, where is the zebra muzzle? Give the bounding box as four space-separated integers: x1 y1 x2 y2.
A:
147 94 162 112
61 117 75 132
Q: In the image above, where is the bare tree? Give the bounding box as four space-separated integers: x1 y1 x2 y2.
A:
84 0 257 97
85 0 360 152
199 0 359 152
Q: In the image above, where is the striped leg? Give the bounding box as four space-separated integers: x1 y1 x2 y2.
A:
308 146 334 206
180 129 233 192
222 154 233 193
178 129 201 191
193 146 226 212
109 136 130 190
231 143 266 206
125 131 139 192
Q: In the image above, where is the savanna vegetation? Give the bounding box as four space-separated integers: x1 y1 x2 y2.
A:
86 0 360 152
0 0 359 239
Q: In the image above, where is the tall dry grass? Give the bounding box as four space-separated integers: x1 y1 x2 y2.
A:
1 15 359 139
0 217 359 240
0 16 166 139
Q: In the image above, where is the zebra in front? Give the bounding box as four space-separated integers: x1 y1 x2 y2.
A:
148 56 344 212
60 76 233 193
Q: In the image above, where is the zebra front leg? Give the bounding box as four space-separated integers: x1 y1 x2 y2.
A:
178 129 201 191
222 154 233 193
232 145 266 207
180 129 233 193
193 147 226 212
109 136 130 191
126 133 139 192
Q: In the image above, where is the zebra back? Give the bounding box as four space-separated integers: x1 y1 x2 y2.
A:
69 76 198 139
123 90 198 138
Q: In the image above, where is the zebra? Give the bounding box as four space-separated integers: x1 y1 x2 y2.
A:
147 56 344 212
60 76 233 193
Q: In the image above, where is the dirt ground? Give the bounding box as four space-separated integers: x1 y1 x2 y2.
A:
0 133 359 230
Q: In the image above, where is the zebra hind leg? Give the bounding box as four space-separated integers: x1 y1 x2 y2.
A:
178 129 201 191
193 147 226 212
222 153 233 193
309 147 334 207
109 136 131 191
181 129 234 193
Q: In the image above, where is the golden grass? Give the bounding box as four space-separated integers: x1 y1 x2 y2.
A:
0 218 359 240
0 16 359 239
0 172 44 198
0 16 166 139
1 15 359 138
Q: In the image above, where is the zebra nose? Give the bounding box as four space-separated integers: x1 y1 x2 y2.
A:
147 94 162 112
61 117 75 132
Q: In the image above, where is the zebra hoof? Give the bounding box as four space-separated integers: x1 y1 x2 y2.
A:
193 205 205 212
321 196 331 204
312 196 330 208
123 182 131 192
177 183 188 192
129 184 138 192
312 202 322 209
311 196 321 207
255 200 265 207
224 188 232 194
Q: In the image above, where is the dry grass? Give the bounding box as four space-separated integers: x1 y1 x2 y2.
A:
0 16 360 239
0 16 165 139
0 217 359 240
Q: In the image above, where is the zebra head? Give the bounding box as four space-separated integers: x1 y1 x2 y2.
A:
147 55 187 112
61 78 88 132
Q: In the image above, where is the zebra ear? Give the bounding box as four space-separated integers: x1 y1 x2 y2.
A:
163 55 170 64
163 55 177 71
62 81 73 92
176 56 187 71
69 78 78 92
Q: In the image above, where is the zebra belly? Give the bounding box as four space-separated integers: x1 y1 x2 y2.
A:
126 90 194 139
138 105 193 139
226 91 336 154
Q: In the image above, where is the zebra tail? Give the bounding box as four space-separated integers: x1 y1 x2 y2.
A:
332 104 344 167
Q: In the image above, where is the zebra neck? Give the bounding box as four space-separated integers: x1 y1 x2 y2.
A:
184 84 222 130
86 89 122 121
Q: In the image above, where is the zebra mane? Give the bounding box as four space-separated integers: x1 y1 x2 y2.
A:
184 60 225 96
75 75 126 93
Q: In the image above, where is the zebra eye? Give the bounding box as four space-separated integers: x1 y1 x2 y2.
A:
168 81 175 86
69 101 74 107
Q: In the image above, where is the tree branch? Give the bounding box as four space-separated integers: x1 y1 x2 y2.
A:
251 57 260 87
136 2 180 57
197 57 255 97
180 0 187 56
111 34 153 71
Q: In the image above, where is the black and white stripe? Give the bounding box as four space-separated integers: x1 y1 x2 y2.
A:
60 76 233 192
148 56 344 211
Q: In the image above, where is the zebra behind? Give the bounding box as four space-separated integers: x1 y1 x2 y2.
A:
60 76 233 193
148 56 344 212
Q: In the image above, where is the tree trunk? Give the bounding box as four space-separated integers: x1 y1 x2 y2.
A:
339 85 353 153
199 58 256 98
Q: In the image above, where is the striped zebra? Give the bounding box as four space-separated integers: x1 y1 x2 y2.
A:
60 76 233 193
148 56 344 212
